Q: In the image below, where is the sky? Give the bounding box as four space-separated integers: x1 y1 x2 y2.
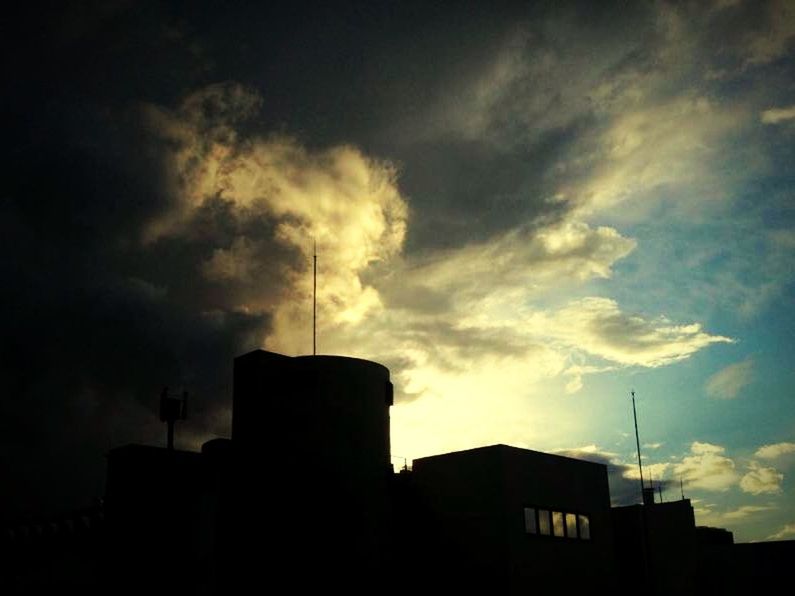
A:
2 0 794 542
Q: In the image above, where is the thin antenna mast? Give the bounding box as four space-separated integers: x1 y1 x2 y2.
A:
649 471 655 504
632 390 645 501
680 476 685 500
313 239 317 356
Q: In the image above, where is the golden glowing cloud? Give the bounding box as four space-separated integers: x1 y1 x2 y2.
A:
142 83 408 354
674 442 740 491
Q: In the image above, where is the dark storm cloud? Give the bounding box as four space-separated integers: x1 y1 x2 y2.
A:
0 91 280 516
1 7 277 517
89 1 626 251
1 1 418 516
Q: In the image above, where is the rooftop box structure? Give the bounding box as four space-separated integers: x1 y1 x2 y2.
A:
409 444 615 595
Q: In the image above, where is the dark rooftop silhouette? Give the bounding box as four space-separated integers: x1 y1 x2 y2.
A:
2 349 793 595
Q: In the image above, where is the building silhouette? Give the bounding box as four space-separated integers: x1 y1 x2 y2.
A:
613 497 699 594
404 445 615 594
4 348 794 594
224 351 393 592
105 350 394 594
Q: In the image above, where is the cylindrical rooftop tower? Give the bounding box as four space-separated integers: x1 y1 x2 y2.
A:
232 351 392 472
225 350 394 590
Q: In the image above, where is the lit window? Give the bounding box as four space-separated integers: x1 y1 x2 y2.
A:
578 514 590 540
524 508 537 534
565 513 577 538
552 511 565 537
538 509 551 535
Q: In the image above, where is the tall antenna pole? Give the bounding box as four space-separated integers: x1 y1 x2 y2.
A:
313 238 317 356
680 476 685 500
649 471 655 505
632 390 645 500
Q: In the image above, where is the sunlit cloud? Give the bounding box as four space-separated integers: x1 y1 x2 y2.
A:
525 298 732 367
559 95 753 220
561 444 617 457
624 461 672 483
761 105 795 124
563 365 617 395
755 442 795 459
674 442 740 491
376 221 636 316
705 359 754 399
767 522 795 541
695 503 776 527
740 462 784 495
142 83 409 355
723 505 776 520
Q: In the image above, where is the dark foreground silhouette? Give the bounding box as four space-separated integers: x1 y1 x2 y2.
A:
2 350 792 595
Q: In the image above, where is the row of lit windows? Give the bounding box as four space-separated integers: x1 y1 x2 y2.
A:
523 507 590 540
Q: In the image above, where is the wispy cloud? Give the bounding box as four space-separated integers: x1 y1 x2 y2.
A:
563 96 746 219
755 442 795 459
705 359 754 399
761 105 795 124
376 221 636 316
695 503 776 527
767 523 795 541
723 505 777 520
526 298 733 368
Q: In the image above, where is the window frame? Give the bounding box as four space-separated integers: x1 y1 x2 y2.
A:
522 505 593 541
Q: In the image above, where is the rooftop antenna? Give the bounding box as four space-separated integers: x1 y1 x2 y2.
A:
313 238 317 356
631 390 646 502
159 387 188 451
680 476 685 500
649 471 655 504
391 455 409 472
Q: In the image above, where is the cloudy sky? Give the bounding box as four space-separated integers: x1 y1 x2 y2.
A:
2 0 794 542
